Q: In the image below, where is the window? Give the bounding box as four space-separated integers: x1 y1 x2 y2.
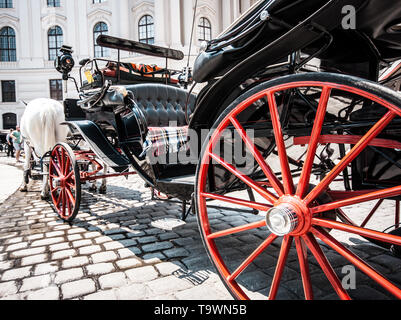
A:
138 15 154 45
2 113 16 130
49 79 63 101
1 80 16 102
93 0 106 4
93 22 109 57
48 26 63 61
0 0 12 8
198 17 212 43
0 27 16 61
47 0 60 7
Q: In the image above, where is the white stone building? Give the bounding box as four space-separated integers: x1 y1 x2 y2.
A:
0 0 258 129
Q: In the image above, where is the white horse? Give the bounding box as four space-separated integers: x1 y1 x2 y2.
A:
19 98 70 199
19 98 108 199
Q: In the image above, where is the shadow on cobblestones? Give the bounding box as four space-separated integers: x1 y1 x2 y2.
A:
0 177 401 300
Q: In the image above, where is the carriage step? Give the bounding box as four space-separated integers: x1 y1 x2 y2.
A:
156 175 195 201
157 174 195 187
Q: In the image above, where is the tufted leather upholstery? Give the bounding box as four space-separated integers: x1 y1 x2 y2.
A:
125 84 196 127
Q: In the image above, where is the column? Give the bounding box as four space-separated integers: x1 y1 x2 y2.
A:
182 0 194 48
18 0 31 65
65 0 77 48
242 0 252 12
169 0 183 48
77 0 89 59
154 0 168 47
119 0 130 39
111 0 121 37
233 0 241 19
222 0 233 30
26 0 43 66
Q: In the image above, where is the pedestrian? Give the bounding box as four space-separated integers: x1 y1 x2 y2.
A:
11 126 22 162
6 129 15 158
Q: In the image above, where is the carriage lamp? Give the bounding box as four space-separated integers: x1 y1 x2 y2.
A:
55 45 75 81
265 204 299 236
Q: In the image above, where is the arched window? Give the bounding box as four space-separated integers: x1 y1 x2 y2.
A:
198 17 212 43
47 0 60 7
48 26 63 61
93 22 109 57
138 15 154 45
2 113 17 130
0 27 16 62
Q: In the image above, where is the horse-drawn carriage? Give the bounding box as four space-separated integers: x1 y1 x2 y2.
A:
48 0 401 300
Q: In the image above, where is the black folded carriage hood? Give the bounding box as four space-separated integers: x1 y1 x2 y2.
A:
193 0 401 84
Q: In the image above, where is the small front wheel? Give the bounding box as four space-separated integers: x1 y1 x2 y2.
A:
49 143 81 222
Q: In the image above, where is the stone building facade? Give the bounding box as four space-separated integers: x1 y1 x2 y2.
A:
0 0 258 129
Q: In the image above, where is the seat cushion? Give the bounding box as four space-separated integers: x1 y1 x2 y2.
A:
125 84 196 127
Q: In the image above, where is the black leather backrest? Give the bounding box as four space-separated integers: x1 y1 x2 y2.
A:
125 84 196 127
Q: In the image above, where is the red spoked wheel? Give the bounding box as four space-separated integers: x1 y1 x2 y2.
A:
49 143 81 222
195 73 401 300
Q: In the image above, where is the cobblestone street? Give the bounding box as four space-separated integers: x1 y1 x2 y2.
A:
0 162 401 300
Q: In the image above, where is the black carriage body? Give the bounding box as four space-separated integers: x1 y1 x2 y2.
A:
61 0 401 201
64 82 198 200
188 0 401 193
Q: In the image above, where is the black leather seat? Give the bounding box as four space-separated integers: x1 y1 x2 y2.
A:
125 84 196 127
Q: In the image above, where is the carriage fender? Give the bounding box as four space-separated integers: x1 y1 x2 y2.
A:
61 120 130 170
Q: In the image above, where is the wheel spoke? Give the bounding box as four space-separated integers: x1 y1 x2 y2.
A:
312 227 401 299
336 208 357 226
55 148 62 171
361 199 384 228
312 218 401 247
296 87 331 198
302 232 351 300
51 159 63 177
66 182 76 190
61 148 66 176
61 189 66 218
201 192 272 212
65 186 76 206
51 186 60 194
66 192 72 218
207 220 267 240
311 185 401 215
268 236 293 300
228 233 278 282
55 190 62 207
208 152 278 204
295 237 314 300
304 111 396 205
64 156 71 176
267 92 294 194
65 170 74 181
229 116 284 196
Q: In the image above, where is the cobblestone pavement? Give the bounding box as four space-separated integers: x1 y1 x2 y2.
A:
0 165 401 300
0 163 21 205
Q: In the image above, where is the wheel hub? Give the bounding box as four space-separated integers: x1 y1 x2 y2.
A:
266 204 298 236
266 196 311 236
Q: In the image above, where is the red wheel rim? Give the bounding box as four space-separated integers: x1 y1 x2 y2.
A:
49 145 78 220
197 80 401 300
